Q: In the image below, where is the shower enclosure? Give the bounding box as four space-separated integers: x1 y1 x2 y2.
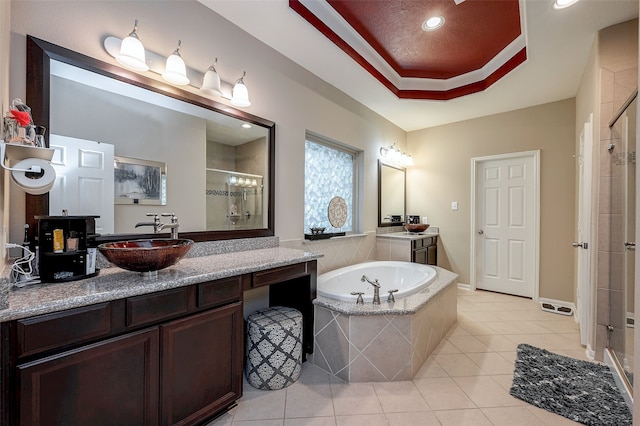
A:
206 168 264 230
607 89 637 402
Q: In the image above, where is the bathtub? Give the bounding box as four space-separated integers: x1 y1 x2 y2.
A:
317 261 437 303
312 262 457 382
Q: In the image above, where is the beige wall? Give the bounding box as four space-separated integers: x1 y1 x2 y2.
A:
8 0 406 245
407 99 576 302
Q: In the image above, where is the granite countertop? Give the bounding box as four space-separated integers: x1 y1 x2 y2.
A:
313 266 457 315
0 246 322 322
375 230 440 240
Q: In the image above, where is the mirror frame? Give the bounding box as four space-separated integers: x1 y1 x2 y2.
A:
25 35 275 243
377 160 406 227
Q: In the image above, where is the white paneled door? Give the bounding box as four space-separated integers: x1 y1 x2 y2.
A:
473 151 539 298
49 135 115 235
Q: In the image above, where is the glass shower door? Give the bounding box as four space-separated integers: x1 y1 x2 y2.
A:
611 94 636 389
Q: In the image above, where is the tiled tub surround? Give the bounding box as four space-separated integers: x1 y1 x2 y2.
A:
311 266 458 382
0 243 321 321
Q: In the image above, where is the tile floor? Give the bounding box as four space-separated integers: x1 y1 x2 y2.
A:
210 288 592 425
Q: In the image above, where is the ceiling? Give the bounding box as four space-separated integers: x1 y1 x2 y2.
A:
200 0 639 131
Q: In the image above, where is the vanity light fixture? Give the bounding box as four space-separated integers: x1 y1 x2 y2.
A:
162 40 190 86
553 0 579 9
201 58 223 96
380 143 413 167
104 23 253 107
116 20 149 71
231 72 251 107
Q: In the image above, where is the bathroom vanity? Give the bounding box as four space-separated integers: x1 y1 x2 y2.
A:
0 247 319 426
376 231 438 265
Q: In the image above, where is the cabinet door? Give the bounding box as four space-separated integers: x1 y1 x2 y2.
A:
161 302 243 426
427 244 437 265
413 248 427 264
18 328 159 426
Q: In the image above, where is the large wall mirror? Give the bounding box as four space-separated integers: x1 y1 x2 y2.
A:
25 36 275 242
377 160 406 227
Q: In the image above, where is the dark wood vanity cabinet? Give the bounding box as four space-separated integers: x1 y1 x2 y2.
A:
411 236 438 265
1 278 244 426
160 302 243 426
17 328 160 426
0 260 317 426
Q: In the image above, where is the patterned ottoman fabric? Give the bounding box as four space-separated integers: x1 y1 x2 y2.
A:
245 306 303 390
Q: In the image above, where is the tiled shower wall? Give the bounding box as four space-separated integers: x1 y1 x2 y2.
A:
595 63 637 359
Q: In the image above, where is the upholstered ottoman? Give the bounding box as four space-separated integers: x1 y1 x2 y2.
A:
245 306 303 390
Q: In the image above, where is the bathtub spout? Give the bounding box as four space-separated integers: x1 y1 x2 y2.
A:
360 275 380 287
361 275 381 305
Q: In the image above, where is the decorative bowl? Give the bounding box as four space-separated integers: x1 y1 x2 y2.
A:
403 223 430 233
98 238 193 273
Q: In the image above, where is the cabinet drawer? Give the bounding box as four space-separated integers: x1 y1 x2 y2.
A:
126 287 193 328
412 239 424 249
17 303 112 357
198 276 243 309
252 263 308 288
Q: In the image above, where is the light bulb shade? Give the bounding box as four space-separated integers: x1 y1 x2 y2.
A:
162 49 190 86
116 35 149 71
231 75 251 107
201 68 222 96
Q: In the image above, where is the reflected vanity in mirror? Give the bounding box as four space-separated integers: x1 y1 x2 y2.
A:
25 35 275 242
377 160 406 227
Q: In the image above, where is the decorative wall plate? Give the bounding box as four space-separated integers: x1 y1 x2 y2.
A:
328 196 347 228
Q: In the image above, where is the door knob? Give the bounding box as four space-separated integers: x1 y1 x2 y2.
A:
477 230 484 235
572 242 588 249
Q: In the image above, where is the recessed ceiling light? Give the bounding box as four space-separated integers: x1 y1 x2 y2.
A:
422 16 445 31
242 123 252 129
553 0 579 9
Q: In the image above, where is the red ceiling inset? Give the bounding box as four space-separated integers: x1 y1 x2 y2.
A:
290 0 527 100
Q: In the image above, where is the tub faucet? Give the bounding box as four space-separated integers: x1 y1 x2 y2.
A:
361 275 381 305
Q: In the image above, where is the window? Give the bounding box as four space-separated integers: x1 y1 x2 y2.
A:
304 133 361 234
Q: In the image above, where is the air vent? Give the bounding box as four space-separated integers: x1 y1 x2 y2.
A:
540 302 573 316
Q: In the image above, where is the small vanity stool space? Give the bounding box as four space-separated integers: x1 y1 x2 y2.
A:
245 306 303 390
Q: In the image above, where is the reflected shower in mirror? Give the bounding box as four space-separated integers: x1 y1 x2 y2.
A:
378 160 406 227
26 35 275 242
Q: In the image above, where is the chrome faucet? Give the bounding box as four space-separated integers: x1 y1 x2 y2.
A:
135 213 161 233
361 275 381 305
135 213 179 239
159 213 180 239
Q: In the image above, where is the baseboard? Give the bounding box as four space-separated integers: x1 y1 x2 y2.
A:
538 298 575 316
586 344 595 360
457 283 471 291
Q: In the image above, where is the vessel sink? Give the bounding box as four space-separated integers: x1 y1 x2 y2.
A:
403 223 430 233
98 239 194 275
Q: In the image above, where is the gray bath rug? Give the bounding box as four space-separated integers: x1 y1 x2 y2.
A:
509 344 631 425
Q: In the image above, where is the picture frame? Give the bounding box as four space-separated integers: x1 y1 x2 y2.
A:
114 156 167 205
